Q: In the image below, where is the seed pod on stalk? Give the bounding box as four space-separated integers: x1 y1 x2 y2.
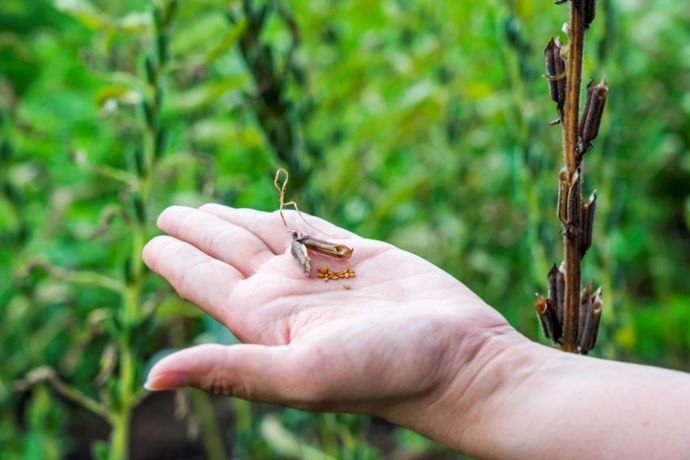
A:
579 79 608 151
535 294 562 343
544 38 567 122
583 0 597 30
581 191 597 256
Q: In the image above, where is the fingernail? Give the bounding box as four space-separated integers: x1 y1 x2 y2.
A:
144 373 190 391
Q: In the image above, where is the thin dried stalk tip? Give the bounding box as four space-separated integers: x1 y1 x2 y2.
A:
581 191 597 256
579 79 608 150
544 38 567 121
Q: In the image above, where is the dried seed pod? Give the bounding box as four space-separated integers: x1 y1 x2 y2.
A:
579 79 608 149
557 262 566 325
290 233 311 276
579 79 594 144
296 234 353 259
557 168 570 224
578 283 594 344
583 0 596 31
581 191 597 256
535 294 562 343
544 38 567 121
590 287 603 347
566 170 581 228
547 264 559 304
579 287 603 353
546 298 563 343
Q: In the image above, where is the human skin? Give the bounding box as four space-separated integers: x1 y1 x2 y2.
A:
143 204 690 460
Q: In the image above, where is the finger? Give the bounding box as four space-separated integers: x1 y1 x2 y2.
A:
157 205 275 277
198 204 357 254
144 344 313 406
142 235 242 323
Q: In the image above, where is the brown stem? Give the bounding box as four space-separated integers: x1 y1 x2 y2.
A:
562 3 585 352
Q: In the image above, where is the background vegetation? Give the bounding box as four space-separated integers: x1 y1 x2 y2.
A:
1 0 689 458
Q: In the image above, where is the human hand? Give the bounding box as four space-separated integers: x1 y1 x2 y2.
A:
142 204 526 446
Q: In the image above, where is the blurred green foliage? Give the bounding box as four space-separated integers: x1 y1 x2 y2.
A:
1 0 689 458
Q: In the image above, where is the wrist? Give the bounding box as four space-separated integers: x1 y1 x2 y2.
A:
384 319 553 456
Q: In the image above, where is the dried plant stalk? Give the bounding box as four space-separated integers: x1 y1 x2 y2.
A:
536 0 608 354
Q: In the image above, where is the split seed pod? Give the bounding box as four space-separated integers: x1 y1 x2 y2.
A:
557 168 570 224
581 191 597 256
291 233 311 276
290 232 353 277
545 38 567 121
557 262 566 324
297 234 353 259
566 170 581 228
579 79 608 149
547 264 564 325
535 294 562 344
589 288 603 348
583 0 597 31
578 283 594 344
579 286 603 353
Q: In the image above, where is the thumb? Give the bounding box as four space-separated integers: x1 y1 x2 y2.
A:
144 343 304 404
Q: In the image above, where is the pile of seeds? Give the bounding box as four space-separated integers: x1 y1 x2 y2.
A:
316 266 356 282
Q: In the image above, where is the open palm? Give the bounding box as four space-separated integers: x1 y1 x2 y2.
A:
143 204 511 420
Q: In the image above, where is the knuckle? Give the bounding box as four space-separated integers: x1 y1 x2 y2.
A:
198 203 217 213
158 205 182 226
204 226 233 255
173 256 210 300
201 376 235 397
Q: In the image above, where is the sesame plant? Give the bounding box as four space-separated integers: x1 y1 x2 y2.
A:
536 0 608 353
11 1 183 458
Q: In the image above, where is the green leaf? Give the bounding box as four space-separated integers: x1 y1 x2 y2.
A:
53 0 112 30
169 77 246 112
95 85 141 109
207 18 248 61
116 12 150 33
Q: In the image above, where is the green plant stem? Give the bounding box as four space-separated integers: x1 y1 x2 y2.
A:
562 3 585 352
110 3 166 453
190 390 228 460
110 408 131 460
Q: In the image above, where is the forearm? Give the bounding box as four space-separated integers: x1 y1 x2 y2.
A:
395 328 690 459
